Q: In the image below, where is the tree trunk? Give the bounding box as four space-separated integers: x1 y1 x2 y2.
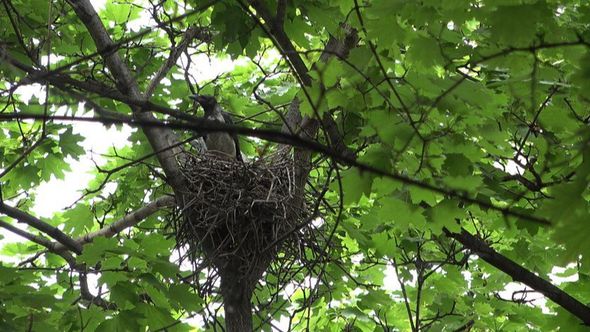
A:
220 267 254 332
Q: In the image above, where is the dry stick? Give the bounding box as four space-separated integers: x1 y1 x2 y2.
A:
0 112 551 226
445 227 590 326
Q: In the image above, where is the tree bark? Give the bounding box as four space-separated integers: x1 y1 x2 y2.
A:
220 268 254 332
445 228 590 326
66 0 186 193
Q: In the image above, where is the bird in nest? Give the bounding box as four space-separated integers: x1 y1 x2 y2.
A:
190 94 243 161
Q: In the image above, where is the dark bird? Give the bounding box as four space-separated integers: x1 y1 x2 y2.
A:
190 94 242 161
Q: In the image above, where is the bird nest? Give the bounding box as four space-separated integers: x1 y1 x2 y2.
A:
172 151 310 283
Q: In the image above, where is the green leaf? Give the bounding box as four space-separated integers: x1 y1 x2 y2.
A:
371 232 395 258
169 284 202 312
429 199 463 233
138 233 174 258
408 186 440 206
485 3 553 46
99 271 128 287
37 153 70 181
375 196 427 230
2 0 590 329
62 203 94 236
58 128 85 159
78 237 119 266
110 282 138 309
339 168 373 205
102 2 140 24
407 36 444 67
443 154 473 176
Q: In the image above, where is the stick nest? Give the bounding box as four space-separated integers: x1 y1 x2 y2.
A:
173 152 310 277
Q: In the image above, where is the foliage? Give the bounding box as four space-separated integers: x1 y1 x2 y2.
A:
1 0 590 330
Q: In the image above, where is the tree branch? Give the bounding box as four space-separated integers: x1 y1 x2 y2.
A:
0 112 552 226
65 0 186 192
243 0 357 160
0 203 83 254
53 195 176 252
144 25 205 98
2 197 174 309
0 219 75 262
78 273 116 310
445 228 590 325
0 219 114 309
247 0 312 86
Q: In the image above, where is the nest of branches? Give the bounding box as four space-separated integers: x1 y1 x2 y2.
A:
172 151 316 286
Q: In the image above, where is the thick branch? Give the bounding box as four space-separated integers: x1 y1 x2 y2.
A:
53 195 176 252
243 1 357 159
248 0 311 86
0 219 76 262
0 112 552 226
66 0 186 192
0 203 83 254
0 216 114 309
445 228 590 325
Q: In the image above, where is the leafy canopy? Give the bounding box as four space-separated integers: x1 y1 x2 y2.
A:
1 0 590 331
